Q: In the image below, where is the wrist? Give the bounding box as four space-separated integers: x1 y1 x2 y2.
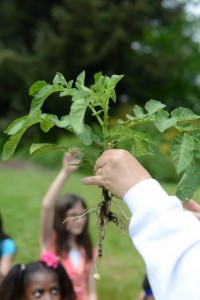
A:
60 168 71 178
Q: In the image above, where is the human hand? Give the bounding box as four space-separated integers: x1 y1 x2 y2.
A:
185 199 200 221
81 149 152 199
62 152 81 174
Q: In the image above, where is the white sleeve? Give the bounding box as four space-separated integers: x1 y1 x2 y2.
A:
123 179 200 300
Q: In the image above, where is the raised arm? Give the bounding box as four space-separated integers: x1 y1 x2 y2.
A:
40 152 80 253
0 238 16 284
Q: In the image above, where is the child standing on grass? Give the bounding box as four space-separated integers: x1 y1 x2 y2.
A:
0 214 16 284
40 152 98 300
0 252 76 300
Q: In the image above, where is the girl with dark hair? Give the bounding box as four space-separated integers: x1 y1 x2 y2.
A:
0 214 16 284
40 153 98 300
0 252 76 300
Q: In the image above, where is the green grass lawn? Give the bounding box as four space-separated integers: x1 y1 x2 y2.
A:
1 159 200 299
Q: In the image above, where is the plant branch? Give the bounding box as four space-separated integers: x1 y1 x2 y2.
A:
88 103 103 127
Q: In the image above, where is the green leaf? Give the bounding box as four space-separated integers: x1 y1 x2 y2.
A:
125 114 134 121
29 80 46 96
190 128 200 140
2 109 42 161
176 162 200 201
131 139 150 157
30 143 69 155
30 84 64 111
176 122 193 131
2 131 26 162
145 100 166 116
170 133 195 174
155 110 177 132
4 116 28 135
91 73 123 104
76 125 94 145
94 71 102 82
108 126 133 142
133 105 146 118
50 115 71 128
53 72 68 86
106 74 124 89
117 119 125 124
60 88 77 97
75 71 85 89
109 127 153 157
171 107 200 121
40 114 55 133
69 97 90 134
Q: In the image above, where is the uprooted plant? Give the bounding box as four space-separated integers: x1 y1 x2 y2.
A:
2 71 200 263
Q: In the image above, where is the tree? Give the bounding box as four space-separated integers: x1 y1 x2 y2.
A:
1 0 200 133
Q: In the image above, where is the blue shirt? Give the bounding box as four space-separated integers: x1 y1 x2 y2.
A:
0 238 16 257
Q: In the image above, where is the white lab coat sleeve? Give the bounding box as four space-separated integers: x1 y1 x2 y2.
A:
123 179 200 300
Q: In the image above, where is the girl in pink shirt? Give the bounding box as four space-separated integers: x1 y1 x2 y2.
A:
40 153 98 300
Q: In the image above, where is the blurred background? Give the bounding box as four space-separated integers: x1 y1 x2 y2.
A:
1 0 200 180
1 1 200 170
1 1 200 298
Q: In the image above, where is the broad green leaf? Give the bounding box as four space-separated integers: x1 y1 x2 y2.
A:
2 131 26 161
190 128 200 140
92 73 104 94
94 71 102 82
60 88 77 97
131 139 150 157
50 115 71 128
170 133 195 174
75 71 85 89
30 143 69 155
145 100 166 116
92 74 123 104
106 74 124 90
190 129 200 150
109 126 153 145
176 162 200 201
133 105 146 118
2 109 42 161
69 98 90 134
53 72 68 86
108 126 133 142
155 110 177 132
171 107 200 121
131 130 153 144
176 122 193 131
125 114 134 121
4 116 28 135
40 114 55 132
117 119 125 124
29 80 46 96
76 125 94 145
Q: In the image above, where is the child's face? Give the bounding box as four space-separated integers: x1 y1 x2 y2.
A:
65 202 87 235
22 270 61 300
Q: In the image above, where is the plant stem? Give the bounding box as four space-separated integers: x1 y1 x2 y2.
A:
88 103 103 127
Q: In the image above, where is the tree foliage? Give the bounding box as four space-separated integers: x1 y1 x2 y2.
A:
1 0 200 128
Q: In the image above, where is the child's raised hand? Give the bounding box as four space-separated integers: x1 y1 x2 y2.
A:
62 152 81 174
